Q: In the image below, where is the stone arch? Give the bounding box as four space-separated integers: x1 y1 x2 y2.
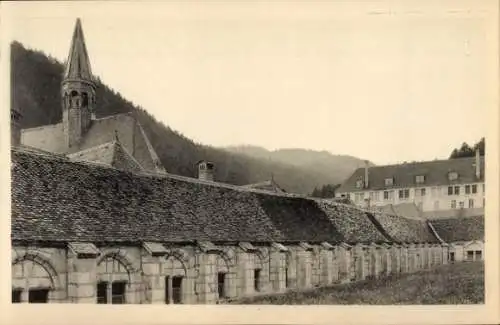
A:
96 249 141 304
215 249 237 299
12 252 59 290
164 249 189 276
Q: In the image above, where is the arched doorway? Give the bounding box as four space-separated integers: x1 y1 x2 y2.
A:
12 255 59 303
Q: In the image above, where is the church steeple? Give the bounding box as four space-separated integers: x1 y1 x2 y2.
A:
61 18 96 149
64 18 93 81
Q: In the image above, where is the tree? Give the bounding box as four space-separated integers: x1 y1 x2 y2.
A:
310 184 341 198
449 138 485 159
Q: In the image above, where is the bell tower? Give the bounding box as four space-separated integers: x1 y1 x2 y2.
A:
62 18 96 149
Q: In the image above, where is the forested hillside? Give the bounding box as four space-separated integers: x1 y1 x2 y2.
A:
10 41 366 194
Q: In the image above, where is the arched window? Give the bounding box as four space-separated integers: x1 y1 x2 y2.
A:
12 257 56 303
82 92 89 107
97 256 130 304
164 254 187 304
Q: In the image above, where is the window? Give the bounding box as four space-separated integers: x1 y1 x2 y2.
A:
383 190 393 200
433 201 440 210
369 191 380 201
356 180 364 189
448 172 458 181
415 188 426 197
384 178 394 186
97 281 108 304
472 184 477 194
398 189 409 199
475 250 482 260
111 281 126 304
285 267 290 288
448 186 453 195
254 269 261 292
12 289 22 303
172 276 183 304
217 272 226 299
28 289 49 303
454 186 460 195
465 185 471 194
354 192 364 203
468 199 474 208
451 200 457 209
415 175 425 184
459 201 464 209
466 251 474 261
449 252 455 262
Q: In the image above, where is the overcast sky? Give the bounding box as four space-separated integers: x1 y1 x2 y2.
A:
2 1 496 165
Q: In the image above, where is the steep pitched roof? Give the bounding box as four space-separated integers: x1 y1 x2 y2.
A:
67 140 144 173
428 215 484 243
372 203 422 219
422 208 484 220
64 18 93 81
21 112 165 173
338 156 485 193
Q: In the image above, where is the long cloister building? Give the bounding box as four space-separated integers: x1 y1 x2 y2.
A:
10 18 484 304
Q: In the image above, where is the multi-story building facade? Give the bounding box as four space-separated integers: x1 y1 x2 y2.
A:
336 153 485 215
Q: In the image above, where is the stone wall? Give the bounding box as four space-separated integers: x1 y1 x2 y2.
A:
11 241 457 304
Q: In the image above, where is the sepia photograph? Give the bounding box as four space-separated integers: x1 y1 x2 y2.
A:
1 1 499 325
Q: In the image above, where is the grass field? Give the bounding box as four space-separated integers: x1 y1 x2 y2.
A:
232 261 484 305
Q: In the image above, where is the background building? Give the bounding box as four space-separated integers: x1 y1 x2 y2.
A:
336 154 485 218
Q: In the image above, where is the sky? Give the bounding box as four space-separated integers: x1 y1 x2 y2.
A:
1 1 496 165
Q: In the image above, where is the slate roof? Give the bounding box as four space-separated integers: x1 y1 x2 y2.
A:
338 156 485 193
21 113 164 173
369 212 439 244
428 215 484 243
67 140 144 173
314 200 390 244
422 208 484 220
10 148 448 245
242 179 286 193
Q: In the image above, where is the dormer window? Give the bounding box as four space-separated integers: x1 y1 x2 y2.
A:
356 180 364 189
384 178 394 186
448 172 459 181
415 175 425 184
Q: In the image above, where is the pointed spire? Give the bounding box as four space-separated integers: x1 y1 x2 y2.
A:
64 18 93 81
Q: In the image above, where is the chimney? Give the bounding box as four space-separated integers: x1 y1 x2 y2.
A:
475 148 481 179
10 107 22 146
197 160 215 182
364 160 369 188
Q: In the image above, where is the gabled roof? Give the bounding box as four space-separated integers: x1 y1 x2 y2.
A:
338 156 485 193
21 112 165 173
64 18 93 82
369 212 439 244
11 149 442 245
428 215 484 243
242 179 286 193
67 140 144 173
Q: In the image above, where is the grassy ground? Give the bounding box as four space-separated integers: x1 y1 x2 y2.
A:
232 261 484 305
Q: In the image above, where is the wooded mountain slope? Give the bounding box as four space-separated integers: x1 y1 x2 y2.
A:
10 41 367 194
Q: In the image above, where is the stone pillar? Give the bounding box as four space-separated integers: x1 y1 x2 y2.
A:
407 244 417 272
319 242 334 286
390 244 401 274
297 242 313 289
442 244 449 265
400 245 408 273
370 245 382 278
269 243 287 292
67 243 100 303
353 245 366 281
380 243 391 276
195 251 217 304
336 243 351 283
141 242 168 304
425 244 432 269
236 248 253 296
